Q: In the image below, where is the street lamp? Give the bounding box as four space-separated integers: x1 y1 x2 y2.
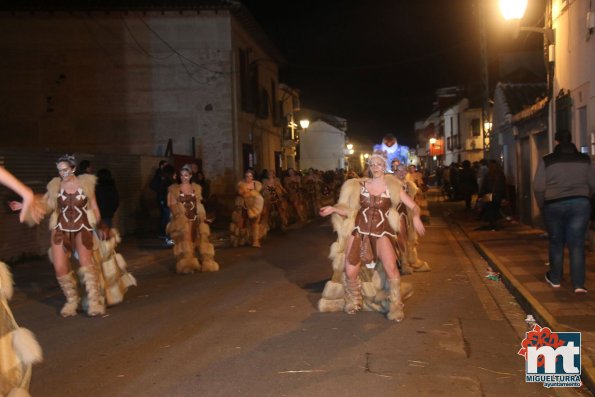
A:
499 0 555 43
499 0 555 151
299 119 310 130
499 0 528 20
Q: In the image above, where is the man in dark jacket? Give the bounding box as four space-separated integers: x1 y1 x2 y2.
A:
150 161 174 244
533 130 595 293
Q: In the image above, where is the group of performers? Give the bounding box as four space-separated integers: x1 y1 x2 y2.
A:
0 151 431 395
229 168 341 248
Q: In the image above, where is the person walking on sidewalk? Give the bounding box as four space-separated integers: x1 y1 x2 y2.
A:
533 130 595 293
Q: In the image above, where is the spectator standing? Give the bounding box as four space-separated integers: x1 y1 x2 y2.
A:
76 159 93 176
458 160 478 210
476 159 488 195
533 130 595 293
150 160 174 244
95 168 120 228
477 160 506 230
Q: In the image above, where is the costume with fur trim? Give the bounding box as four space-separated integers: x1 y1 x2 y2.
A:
167 183 219 273
261 178 289 231
45 174 134 316
318 174 413 315
229 180 266 247
406 171 430 220
396 180 431 273
0 262 43 396
283 176 307 222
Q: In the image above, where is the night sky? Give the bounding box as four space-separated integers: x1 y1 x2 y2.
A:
241 0 545 149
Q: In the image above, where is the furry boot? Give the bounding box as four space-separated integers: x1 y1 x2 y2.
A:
387 277 405 322
251 221 261 248
408 243 431 272
56 272 80 317
343 276 362 314
80 265 106 317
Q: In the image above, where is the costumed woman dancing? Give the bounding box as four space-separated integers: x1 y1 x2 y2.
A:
262 169 289 232
43 155 108 317
229 169 266 248
394 164 431 274
166 164 219 274
2 167 43 397
318 152 425 321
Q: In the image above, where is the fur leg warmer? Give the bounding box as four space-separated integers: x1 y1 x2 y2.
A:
387 278 405 322
56 272 80 317
198 222 219 272
343 275 362 314
79 265 106 317
408 242 431 272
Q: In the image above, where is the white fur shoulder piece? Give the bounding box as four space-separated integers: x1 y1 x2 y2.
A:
0 261 14 300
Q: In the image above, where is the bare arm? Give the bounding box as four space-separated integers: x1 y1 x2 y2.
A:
319 205 348 217
1 167 43 224
399 189 425 236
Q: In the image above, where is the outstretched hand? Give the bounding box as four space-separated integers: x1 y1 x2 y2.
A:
319 206 335 217
8 193 44 225
413 217 425 237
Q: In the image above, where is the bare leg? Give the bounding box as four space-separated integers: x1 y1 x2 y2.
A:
52 230 79 316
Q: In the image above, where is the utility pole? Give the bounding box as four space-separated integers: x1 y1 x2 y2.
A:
478 0 491 159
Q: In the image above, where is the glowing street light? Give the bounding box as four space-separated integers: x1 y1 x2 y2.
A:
346 143 354 150
299 119 310 129
499 0 528 21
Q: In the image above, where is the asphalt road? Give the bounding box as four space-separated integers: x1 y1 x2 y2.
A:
10 209 588 396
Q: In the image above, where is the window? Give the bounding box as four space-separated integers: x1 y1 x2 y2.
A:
447 136 452 150
471 118 481 136
239 49 258 113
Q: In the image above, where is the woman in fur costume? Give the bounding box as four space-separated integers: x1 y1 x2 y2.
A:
407 165 430 222
318 153 425 322
229 169 266 247
2 167 43 397
394 165 431 274
262 170 289 232
30 155 107 317
283 168 307 223
166 164 219 274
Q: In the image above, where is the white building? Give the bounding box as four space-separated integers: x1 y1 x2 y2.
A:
443 98 484 165
298 120 346 171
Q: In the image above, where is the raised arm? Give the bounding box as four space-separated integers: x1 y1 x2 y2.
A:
1 167 43 224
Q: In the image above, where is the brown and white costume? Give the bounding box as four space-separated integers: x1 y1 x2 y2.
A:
262 178 289 231
318 175 413 318
167 183 219 274
406 171 430 220
284 176 307 222
396 179 431 274
45 175 135 317
229 180 266 247
0 262 42 397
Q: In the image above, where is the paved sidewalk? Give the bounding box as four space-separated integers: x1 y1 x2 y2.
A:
439 193 595 392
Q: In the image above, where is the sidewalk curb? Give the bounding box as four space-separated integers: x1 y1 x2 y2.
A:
458 224 595 393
